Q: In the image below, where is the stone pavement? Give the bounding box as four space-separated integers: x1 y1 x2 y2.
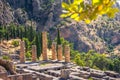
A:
13 61 120 80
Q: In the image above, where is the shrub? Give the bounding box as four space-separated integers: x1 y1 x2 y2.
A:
12 40 19 47
25 51 31 59
2 55 10 60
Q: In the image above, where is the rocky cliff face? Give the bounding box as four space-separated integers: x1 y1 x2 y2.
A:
0 0 120 53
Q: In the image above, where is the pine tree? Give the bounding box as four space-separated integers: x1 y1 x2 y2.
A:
48 34 52 49
16 26 20 38
4 26 8 40
19 27 23 40
13 26 16 39
24 26 27 38
40 32 42 54
57 28 61 45
0 26 3 40
27 25 34 42
36 32 41 59
6 26 9 41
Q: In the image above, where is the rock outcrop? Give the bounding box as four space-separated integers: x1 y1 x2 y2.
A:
0 0 120 53
0 59 17 75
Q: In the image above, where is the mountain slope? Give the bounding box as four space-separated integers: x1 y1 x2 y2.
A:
0 0 120 53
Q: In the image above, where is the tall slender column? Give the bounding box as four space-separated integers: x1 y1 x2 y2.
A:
42 32 48 60
51 42 57 60
20 41 25 63
64 45 70 63
32 45 37 62
58 45 63 61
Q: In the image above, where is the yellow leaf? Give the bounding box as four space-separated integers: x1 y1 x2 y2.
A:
99 8 110 14
61 0 119 24
84 19 91 24
103 0 109 4
60 14 67 18
98 5 103 11
107 1 115 7
69 4 78 11
60 13 71 18
74 17 80 22
79 8 83 13
106 8 119 18
70 13 79 19
73 0 83 5
62 2 69 9
92 0 100 5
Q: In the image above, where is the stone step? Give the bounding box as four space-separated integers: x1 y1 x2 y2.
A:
70 75 87 80
47 70 61 77
35 72 58 80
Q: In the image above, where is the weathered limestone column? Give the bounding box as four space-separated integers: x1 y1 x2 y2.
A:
32 45 37 62
58 45 63 61
42 32 48 60
51 42 57 60
20 41 25 63
64 45 70 63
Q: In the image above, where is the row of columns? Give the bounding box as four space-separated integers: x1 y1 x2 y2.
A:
20 32 70 63
51 42 70 62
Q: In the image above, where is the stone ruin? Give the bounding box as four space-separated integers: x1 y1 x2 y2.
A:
1 62 120 80
57 45 63 61
0 31 120 80
42 32 48 61
51 42 57 60
19 31 71 63
20 41 25 63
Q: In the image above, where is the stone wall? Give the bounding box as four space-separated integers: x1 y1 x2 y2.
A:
0 72 32 80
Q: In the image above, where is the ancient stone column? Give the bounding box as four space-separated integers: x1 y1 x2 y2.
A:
58 45 63 61
32 45 37 62
20 41 25 63
42 32 48 60
51 42 57 60
64 45 70 63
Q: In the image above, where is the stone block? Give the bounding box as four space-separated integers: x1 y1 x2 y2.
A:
60 69 71 79
105 71 120 78
69 75 87 80
90 71 106 78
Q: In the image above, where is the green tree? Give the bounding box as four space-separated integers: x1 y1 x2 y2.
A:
48 34 52 49
29 26 34 42
19 26 24 40
113 58 120 73
57 28 61 45
61 0 119 24
36 32 42 59
16 26 20 38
